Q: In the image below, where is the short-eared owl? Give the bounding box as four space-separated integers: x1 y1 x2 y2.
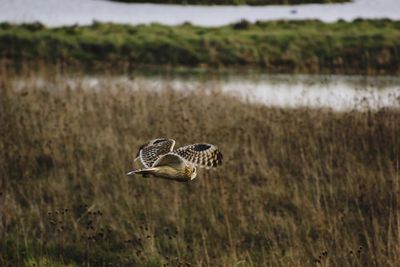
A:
127 138 223 182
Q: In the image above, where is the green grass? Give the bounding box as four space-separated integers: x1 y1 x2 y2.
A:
110 0 349 5
1 19 400 74
1 67 399 266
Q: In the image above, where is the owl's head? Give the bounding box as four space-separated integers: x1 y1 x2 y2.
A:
185 166 197 180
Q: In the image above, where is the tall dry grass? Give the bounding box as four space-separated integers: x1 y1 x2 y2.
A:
0 69 399 266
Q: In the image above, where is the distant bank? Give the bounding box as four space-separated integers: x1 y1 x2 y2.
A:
110 0 348 5
1 19 399 74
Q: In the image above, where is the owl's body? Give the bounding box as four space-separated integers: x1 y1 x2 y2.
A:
127 138 222 182
132 165 195 182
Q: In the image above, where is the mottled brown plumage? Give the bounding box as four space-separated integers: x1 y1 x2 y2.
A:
127 138 223 182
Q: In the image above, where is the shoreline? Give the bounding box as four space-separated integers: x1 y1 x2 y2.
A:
109 0 349 5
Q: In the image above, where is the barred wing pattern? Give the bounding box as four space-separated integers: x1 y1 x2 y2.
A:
138 138 176 168
174 143 223 168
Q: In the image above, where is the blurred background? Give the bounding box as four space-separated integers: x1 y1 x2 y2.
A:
1 0 399 266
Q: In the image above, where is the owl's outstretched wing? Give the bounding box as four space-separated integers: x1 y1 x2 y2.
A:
174 143 223 168
152 153 186 168
136 138 176 168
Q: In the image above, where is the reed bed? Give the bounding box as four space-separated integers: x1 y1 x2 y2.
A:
2 19 400 74
0 70 399 266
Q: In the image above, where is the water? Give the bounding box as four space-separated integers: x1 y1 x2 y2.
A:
14 73 400 111
1 0 399 27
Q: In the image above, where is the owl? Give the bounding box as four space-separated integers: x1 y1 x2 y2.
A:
127 138 223 182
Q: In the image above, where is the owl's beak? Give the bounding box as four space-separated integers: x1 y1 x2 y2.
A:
190 167 197 180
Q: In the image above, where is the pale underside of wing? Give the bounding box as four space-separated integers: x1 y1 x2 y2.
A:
138 138 176 168
152 153 187 168
174 143 223 168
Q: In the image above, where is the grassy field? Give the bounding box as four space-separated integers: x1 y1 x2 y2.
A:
110 0 349 5
1 67 399 266
1 19 400 74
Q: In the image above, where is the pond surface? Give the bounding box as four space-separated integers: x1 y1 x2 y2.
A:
1 0 399 27
148 73 400 110
14 72 400 111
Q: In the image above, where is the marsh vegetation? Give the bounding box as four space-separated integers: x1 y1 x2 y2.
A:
1 68 399 266
1 19 400 74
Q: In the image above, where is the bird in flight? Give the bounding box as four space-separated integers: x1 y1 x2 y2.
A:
127 138 223 182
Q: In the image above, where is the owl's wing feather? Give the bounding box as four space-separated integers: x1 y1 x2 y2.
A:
137 138 176 168
152 153 186 168
174 143 223 168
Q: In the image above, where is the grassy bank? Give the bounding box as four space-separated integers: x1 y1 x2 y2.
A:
1 19 400 74
110 0 349 5
1 69 400 266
